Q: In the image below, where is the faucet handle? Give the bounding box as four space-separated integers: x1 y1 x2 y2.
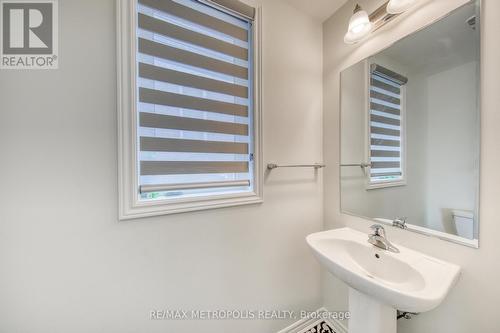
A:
370 224 386 236
393 217 408 229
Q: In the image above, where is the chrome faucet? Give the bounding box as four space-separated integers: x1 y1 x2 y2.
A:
393 217 407 229
368 224 399 253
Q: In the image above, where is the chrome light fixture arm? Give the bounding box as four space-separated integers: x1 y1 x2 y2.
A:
344 0 420 44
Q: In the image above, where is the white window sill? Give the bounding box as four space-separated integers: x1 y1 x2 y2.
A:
366 180 406 190
119 192 263 220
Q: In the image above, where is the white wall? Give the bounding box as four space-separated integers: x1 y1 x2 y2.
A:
323 0 500 332
0 0 323 332
423 61 478 234
339 60 371 217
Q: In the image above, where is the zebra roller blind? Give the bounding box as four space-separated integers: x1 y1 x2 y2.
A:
369 64 407 184
137 0 254 199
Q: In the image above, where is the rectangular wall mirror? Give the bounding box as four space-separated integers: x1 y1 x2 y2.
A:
339 1 480 248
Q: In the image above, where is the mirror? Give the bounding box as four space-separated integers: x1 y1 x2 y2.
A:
340 1 480 247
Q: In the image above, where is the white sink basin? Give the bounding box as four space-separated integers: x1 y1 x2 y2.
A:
307 228 460 333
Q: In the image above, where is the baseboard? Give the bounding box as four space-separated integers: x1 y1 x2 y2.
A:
277 307 348 333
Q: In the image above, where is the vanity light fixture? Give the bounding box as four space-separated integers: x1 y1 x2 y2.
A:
344 0 420 44
344 4 373 44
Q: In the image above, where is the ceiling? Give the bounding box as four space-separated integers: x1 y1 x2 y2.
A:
285 0 349 22
380 2 478 74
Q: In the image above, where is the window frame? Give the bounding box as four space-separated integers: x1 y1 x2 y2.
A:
117 0 263 220
365 61 407 190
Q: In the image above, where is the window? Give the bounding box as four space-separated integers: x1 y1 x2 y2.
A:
117 0 262 219
368 63 407 188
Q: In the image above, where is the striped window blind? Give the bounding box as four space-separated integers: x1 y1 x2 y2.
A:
369 64 407 184
136 0 255 200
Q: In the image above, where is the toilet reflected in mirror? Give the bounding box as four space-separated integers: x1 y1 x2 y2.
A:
452 210 474 239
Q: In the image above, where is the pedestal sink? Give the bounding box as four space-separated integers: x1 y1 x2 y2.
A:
306 228 460 333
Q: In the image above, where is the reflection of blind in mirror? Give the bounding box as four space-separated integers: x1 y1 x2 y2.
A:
369 64 407 184
136 0 254 200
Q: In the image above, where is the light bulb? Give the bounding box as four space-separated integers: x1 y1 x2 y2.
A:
386 0 418 14
344 5 373 44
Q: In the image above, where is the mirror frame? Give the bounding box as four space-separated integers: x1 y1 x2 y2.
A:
338 0 481 248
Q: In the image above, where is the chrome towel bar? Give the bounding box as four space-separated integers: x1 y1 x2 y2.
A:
267 163 326 170
340 163 371 168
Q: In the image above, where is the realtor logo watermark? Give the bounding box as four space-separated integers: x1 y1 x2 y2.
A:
1 0 58 69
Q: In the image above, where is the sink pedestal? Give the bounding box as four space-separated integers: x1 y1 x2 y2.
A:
349 288 396 333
